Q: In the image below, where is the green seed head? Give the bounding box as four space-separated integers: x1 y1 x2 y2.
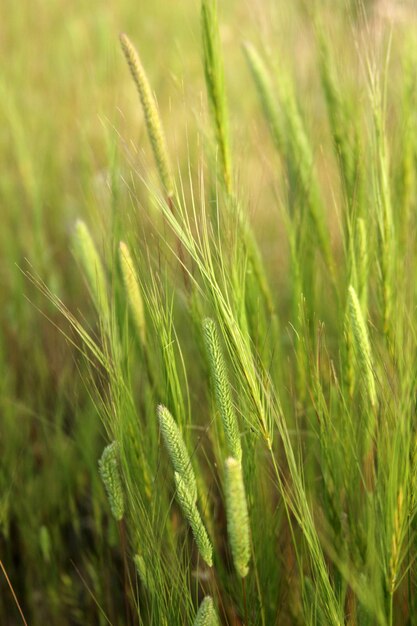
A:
157 405 197 503
201 0 232 193
133 554 155 594
98 442 124 521
119 241 146 347
348 285 377 408
203 318 242 461
175 472 213 567
193 596 220 626
224 457 250 578
243 42 283 151
119 33 174 198
73 220 109 323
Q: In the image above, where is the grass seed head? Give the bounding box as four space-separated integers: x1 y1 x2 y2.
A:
174 472 213 567
157 404 197 502
119 241 146 347
348 285 377 408
224 456 250 578
73 219 109 323
193 596 219 626
203 318 242 461
133 554 155 594
98 442 124 521
119 33 174 198
201 0 232 193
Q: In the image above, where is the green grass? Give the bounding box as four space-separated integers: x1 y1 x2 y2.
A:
2 1 417 624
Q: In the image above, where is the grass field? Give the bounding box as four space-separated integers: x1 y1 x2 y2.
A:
2 1 417 624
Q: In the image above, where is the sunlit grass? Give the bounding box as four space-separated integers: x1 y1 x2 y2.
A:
2 1 417 625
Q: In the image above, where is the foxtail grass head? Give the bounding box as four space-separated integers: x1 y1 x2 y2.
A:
175 472 213 567
201 0 232 194
120 33 174 198
157 404 197 503
73 219 109 324
133 554 156 594
224 457 250 578
347 285 377 408
98 442 124 521
119 241 146 347
243 42 283 151
203 318 242 461
193 596 219 626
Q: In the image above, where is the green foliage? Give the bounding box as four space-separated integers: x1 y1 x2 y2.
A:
2 1 417 625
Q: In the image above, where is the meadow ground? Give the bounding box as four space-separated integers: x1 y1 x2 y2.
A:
1 1 417 624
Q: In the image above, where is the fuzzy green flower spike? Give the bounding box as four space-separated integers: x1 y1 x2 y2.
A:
193 596 220 626
120 33 174 198
348 285 377 408
157 404 197 503
203 318 242 461
224 457 250 578
175 472 213 567
98 442 124 521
